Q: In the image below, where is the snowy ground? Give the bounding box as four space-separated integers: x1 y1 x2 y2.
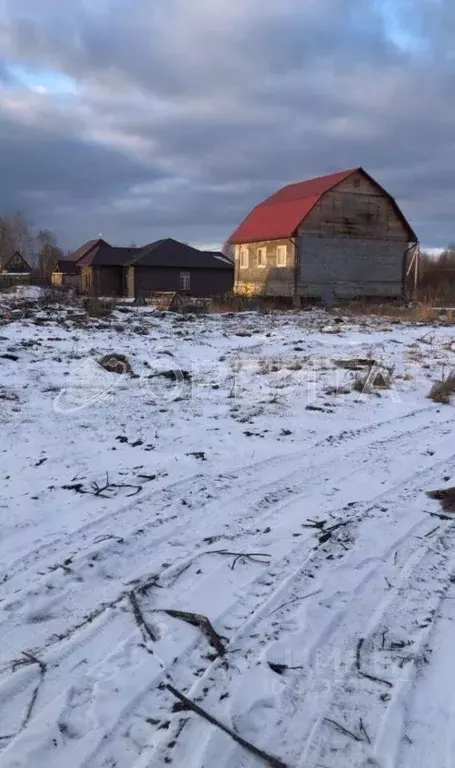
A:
1 299 455 768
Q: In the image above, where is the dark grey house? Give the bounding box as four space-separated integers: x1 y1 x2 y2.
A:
72 238 233 298
132 240 233 298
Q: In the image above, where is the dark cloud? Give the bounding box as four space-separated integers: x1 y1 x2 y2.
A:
0 111 159 201
0 94 167 245
0 0 454 248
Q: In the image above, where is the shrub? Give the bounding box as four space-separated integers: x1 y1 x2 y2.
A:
38 287 67 306
428 370 455 404
257 359 283 375
84 297 115 317
287 359 304 371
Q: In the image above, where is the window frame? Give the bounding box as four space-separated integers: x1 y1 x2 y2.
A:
276 244 287 268
180 271 191 292
256 246 267 268
239 246 249 269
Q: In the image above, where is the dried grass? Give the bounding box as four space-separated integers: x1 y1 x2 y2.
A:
84 297 116 318
231 359 244 373
38 287 71 307
209 293 293 314
257 359 284 375
287 359 304 371
428 370 455 404
353 368 393 394
334 358 375 371
341 301 455 325
325 385 351 396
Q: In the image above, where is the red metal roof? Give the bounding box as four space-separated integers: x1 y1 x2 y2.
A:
229 168 358 244
229 197 321 243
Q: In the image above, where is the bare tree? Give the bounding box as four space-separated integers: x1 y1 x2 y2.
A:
222 240 235 262
0 218 15 266
0 211 64 284
0 211 36 267
37 229 63 283
418 244 455 302
11 211 35 260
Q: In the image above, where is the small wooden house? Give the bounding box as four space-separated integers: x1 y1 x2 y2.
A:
71 238 233 298
131 240 233 298
51 260 81 290
229 168 418 300
0 251 32 289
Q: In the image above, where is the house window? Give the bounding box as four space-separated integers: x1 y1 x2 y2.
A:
239 247 249 269
257 247 267 268
276 245 287 267
180 271 191 292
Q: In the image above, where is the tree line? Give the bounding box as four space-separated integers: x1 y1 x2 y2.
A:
418 246 455 302
0 212 65 282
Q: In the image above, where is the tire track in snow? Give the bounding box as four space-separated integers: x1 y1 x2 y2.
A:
2 411 452 667
148 518 430 768
143 448 453 768
0 403 441 592
394 580 455 768
297 525 455 768
75 442 455 768
1 411 454 767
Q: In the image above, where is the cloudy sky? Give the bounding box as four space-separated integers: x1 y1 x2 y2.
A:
0 0 454 250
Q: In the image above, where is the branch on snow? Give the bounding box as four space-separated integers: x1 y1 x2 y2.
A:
318 520 352 546
93 534 125 545
164 610 227 657
162 549 271 589
207 550 271 570
19 652 47 731
324 717 363 743
302 517 353 546
356 637 393 688
268 589 322 618
62 471 142 499
166 685 288 768
129 591 159 643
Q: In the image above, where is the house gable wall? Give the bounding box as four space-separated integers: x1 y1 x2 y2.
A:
295 172 411 298
298 171 410 242
1 252 31 273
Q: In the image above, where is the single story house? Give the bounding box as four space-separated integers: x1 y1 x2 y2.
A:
0 251 32 289
51 260 81 289
131 240 233 298
229 167 418 300
71 238 233 298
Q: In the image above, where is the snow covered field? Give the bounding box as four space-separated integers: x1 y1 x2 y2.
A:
1 299 455 768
